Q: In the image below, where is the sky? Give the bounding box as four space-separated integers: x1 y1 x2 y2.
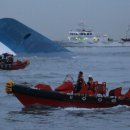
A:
0 0 130 41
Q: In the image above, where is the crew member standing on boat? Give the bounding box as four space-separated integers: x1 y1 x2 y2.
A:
87 75 94 87
87 75 96 95
74 71 85 93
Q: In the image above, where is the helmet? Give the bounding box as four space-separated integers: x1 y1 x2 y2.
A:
88 75 92 77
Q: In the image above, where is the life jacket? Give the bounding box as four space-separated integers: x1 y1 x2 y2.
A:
77 83 88 94
87 81 97 96
95 82 107 96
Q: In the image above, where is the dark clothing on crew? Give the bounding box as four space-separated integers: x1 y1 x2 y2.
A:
87 81 91 86
74 78 84 92
0 53 14 64
87 77 94 86
87 76 95 92
0 55 2 62
77 77 84 88
6 56 13 64
74 71 85 93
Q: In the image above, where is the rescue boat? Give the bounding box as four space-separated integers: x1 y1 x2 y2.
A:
0 59 30 70
5 76 130 109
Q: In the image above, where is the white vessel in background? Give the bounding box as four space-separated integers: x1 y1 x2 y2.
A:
58 23 130 47
66 22 111 47
56 23 130 47
121 25 130 42
68 28 109 44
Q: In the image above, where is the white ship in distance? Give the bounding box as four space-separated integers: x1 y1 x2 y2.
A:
68 22 109 44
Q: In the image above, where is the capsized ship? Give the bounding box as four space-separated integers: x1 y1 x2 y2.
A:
0 18 69 55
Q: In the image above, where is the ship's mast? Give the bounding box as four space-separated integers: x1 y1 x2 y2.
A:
126 25 130 38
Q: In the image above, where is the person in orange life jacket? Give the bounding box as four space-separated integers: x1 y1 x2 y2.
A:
87 75 94 90
74 71 85 93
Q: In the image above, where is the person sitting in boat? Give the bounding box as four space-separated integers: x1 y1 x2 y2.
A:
74 71 86 93
0 53 7 63
0 55 2 63
6 54 14 64
1 53 14 64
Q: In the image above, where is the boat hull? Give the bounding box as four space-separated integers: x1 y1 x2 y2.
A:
0 60 29 70
121 38 130 42
12 85 130 108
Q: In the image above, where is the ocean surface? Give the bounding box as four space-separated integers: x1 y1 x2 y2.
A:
0 46 130 130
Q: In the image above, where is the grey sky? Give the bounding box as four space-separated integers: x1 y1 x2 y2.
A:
0 0 130 41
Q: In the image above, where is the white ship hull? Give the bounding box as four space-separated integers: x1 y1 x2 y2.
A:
0 41 16 55
58 41 130 47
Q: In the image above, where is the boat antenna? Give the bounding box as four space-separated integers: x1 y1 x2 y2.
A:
78 21 86 30
126 25 130 38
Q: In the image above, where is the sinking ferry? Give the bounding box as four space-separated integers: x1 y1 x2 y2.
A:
0 18 69 56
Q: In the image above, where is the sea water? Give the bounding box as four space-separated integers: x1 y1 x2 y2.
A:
0 46 130 130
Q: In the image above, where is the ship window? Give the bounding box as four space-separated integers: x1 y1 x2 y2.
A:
24 33 31 40
87 33 89 35
80 33 84 35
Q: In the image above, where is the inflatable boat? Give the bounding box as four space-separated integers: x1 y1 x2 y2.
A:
5 78 130 108
0 59 30 70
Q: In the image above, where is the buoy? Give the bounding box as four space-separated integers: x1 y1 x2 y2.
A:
5 80 14 94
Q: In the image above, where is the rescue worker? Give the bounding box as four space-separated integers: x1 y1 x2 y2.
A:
1 53 14 64
87 75 95 95
0 55 2 63
74 71 85 93
87 75 94 87
6 55 14 64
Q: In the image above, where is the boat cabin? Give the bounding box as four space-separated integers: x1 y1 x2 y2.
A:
69 30 93 37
